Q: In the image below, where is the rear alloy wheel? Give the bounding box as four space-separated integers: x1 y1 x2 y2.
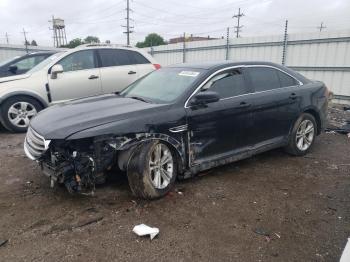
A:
295 119 315 151
1 96 42 133
285 113 317 156
127 141 177 199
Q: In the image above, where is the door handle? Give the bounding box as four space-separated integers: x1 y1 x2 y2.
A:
88 75 99 80
289 93 297 100
236 101 251 109
128 71 137 75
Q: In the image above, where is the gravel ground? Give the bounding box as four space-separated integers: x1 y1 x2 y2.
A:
0 106 349 262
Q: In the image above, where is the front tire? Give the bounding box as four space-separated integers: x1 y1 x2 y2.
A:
0 96 42 133
285 113 317 156
127 141 177 199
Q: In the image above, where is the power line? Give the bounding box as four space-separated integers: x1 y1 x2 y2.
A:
122 0 134 45
317 22 326 32
233 8 244 38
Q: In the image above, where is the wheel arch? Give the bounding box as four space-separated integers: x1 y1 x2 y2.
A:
0 91 49 109
303 108 322 135
117 133 186 174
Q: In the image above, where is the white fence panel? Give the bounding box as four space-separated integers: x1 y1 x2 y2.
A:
145 29 350 101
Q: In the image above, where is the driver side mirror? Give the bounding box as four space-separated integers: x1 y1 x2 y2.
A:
8 65 18 74
190 91 220 106
50 64 64 79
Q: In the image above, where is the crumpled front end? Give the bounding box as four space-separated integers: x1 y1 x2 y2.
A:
24 127 116 194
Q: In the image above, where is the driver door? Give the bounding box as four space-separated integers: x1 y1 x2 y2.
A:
185 68 254 164
48 50 102 103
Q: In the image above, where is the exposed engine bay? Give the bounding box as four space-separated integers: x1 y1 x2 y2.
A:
39 138 116 194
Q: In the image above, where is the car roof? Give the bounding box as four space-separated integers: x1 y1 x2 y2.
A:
167 61 288 70
166 61 309 83
27 51 58 56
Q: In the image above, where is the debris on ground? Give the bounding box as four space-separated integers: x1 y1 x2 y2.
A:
340 238 350 262
253 228 270 237
0 239 8 247
326 104 350 136
75 215 104 228
133 224 159 240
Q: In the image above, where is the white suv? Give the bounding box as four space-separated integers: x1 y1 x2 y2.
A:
0 44 160 132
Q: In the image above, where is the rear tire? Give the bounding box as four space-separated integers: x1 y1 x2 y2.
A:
285 113 317 156
127 141 177 199
0 96 42 133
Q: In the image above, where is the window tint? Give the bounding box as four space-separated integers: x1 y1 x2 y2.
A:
100 49 150 67
129 51 150 64
99 49 129 67
277 70 298 87
58 50 96 72
201 69 248 98
248 67 280 92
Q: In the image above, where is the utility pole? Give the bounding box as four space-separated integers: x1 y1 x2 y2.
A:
317 22 326 32
182 32 186 63
282 20 288 65
233 8 244 38
226 27 230 60
122 0 134 46
22 28 29 54
5 32 9 44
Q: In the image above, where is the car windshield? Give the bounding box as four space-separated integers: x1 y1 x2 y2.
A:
120 67 204 103
0 56 20 67
27 52 66 73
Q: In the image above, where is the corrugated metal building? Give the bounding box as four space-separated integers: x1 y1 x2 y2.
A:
0 44 61 62
144 29 350 102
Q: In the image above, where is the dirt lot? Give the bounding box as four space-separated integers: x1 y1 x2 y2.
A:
0 107 349 262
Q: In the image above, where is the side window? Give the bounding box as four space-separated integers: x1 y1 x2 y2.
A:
58 50 96 72
201 69 248 99
99 49 133 67
13 57 37 70
33 55 48 65
248 67 280 92
129 51 150 64
277 70 298 87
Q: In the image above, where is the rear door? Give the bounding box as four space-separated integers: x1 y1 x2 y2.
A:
186 68 255 163
48 49 102 103
129 51 155 77
97 49 140 94
246 66 302 146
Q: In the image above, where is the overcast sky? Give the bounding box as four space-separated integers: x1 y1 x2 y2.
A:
0 0 349 47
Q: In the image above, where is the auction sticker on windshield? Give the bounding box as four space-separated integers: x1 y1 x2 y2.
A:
178 71 200 77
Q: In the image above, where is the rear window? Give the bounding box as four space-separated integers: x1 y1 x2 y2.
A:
99 49 150 67
129 52 150 64
248 67 280 92
277 70 298 87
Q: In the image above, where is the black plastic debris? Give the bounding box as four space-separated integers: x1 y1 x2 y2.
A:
326 121 350 135
253 228 270 237
0 239 8 247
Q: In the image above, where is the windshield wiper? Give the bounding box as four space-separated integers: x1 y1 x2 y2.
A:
129 96 150 103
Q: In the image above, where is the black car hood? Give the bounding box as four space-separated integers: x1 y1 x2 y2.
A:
30 94 168 139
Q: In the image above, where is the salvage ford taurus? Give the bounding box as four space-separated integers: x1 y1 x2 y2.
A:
24 61 328 199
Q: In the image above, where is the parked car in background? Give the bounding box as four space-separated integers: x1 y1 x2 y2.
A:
0 44 160 132
24 61 329 198
0 51 57 78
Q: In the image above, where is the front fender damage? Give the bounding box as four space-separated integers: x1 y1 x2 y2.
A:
40 133 187 194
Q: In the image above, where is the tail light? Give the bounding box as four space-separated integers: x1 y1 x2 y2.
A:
324 86 333 100
153 64 161 70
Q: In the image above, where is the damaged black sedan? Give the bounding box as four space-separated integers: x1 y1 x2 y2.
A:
24 61 329 199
